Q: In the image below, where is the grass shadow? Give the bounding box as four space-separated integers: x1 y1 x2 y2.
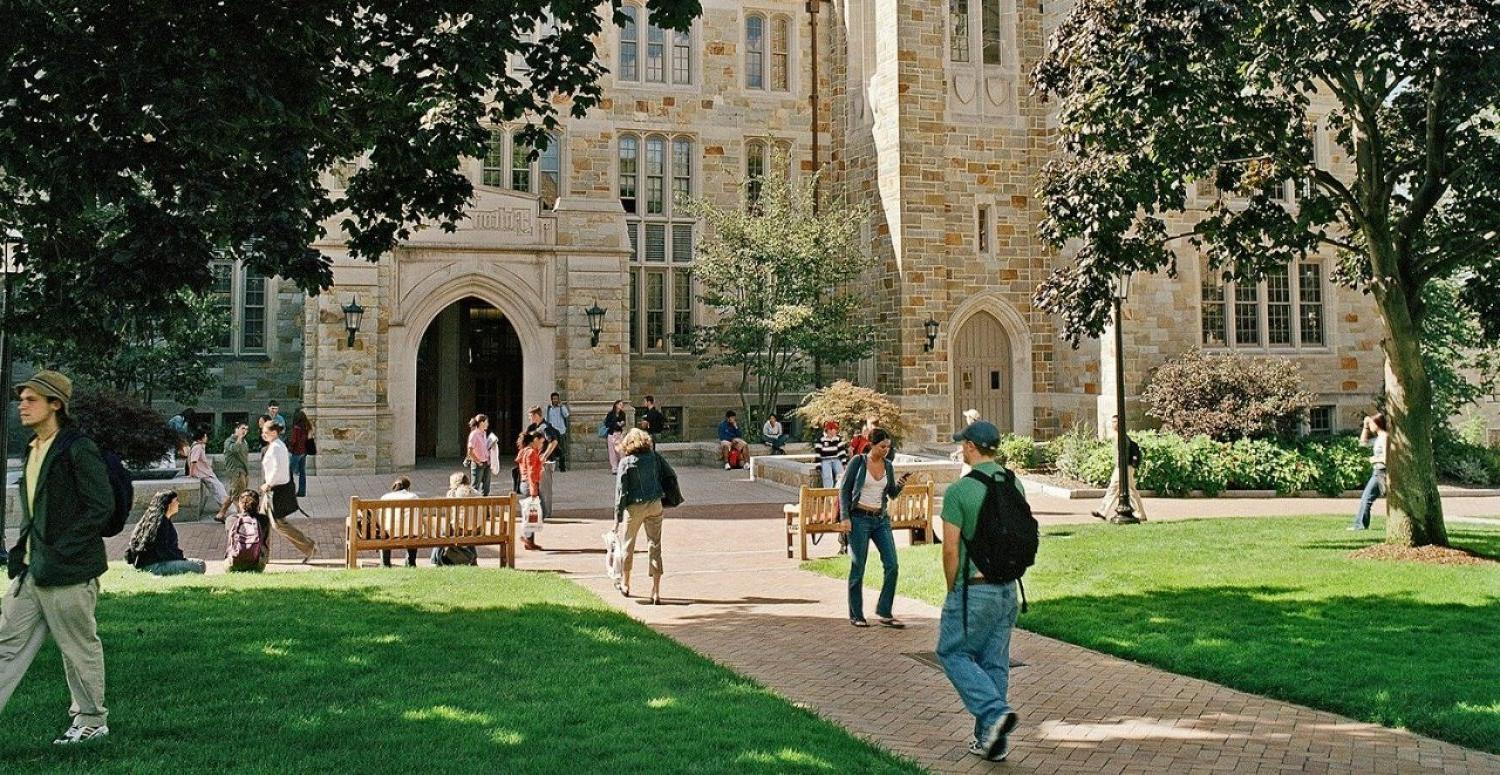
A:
3 571 917 774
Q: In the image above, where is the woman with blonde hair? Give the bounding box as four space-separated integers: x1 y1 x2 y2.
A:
613 428 679 604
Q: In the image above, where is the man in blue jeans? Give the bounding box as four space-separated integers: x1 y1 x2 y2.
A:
939 421 1023 762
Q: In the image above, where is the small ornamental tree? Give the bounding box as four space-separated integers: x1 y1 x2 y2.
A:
70 386 178 469
792 381 910 443
685 157 874 419
1141 350 1314 441
1032 0 1500 547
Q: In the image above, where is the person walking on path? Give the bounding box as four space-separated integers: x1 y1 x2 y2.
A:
638 395 666 439
288 410 314 498
718 410 749 469
464 414 492 496
125 492 206 576
939 420 1028 762
839 429 910 628
378 477 421 568
613 428 676 605
0 370 113 744
1091 414 1147 521
762 414 789 455
522 407 560 519
187 427 228 513
216 423 251 522
517 432 547 551
544 392 572 472
260 421 317 563
604 400 630 474
815 421 849 488
1350 413 1390 530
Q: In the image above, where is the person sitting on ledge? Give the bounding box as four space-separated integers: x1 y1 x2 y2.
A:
762 414 790 455
718 410 750 469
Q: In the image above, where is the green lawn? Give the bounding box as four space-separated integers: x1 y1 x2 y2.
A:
4 568 918 774
808 515 1500 753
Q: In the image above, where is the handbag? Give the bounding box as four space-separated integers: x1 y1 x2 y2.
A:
306 437 318 456
597 419 609 439
520 496 545 532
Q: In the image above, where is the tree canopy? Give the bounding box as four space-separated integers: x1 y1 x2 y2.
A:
1033 0 1499 546
684 156 874 420
0 0 699 359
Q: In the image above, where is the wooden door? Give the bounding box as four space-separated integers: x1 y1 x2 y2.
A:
952 311 1013 434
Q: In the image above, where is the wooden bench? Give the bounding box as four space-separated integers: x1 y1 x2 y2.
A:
346 495 519 569
886 482 936 544
783 482 938 560
784 486 846 560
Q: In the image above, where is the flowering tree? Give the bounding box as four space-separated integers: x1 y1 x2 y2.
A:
684 158 874 420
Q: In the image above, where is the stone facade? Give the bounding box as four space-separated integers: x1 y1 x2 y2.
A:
169 0 1385 473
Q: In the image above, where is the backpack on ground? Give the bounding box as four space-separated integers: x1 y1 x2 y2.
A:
435 545 478 566
960 468 1039 627
54 433 134 538
727 446 745 469
227 512 267 572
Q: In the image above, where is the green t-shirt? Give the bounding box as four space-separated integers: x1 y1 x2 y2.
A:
940 461 1028 579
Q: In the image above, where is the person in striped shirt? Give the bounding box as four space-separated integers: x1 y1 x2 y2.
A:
815 421 849 489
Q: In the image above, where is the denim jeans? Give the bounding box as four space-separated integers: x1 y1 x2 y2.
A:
847 512 898 620
1352 465 1387 529
290 453 308 497
144 559 206 576
819 458 845 488
469 462 492 496
937 582 1019 740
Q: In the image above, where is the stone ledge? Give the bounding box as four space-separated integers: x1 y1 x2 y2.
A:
1015 475 1500 500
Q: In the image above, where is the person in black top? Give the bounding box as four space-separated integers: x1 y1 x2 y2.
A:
638 394 667 438
1092 415 1147 521
125 492 207 576
605 400 631 474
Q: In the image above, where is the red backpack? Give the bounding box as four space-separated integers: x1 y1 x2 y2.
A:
226 512 267 571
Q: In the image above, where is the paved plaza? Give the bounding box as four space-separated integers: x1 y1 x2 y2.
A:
13 465 1500 773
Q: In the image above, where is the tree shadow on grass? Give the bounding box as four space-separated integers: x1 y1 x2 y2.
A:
1022 584 1500 754
3 580 917 775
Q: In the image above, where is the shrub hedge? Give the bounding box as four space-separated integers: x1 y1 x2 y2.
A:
1035 430 1381 495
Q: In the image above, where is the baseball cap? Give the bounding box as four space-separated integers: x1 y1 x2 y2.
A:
15 370 73 410
952 420 1001 450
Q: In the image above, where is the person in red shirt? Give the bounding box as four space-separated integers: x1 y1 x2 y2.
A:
516 431 546 551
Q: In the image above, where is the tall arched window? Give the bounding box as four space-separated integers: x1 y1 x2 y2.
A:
619 132 696 353
619 5 692 85
746 14 766 89
770 16 790 90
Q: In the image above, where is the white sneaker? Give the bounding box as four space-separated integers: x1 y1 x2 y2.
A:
724 463 732 470
981 712 1018 761
967 737 985 757
54 724 109 745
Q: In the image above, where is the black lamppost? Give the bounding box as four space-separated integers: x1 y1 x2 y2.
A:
1110 273 1139 525
342 297 364 347
923 316 940 352
585 302 606 347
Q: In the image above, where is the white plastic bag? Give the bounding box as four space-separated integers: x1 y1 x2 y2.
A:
603 530 620 580
520 496 545 532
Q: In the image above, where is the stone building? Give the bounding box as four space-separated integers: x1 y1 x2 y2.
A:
183 0 1385 474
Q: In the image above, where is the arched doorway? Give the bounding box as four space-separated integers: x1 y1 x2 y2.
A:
414 297 524 460
952 310 1014 433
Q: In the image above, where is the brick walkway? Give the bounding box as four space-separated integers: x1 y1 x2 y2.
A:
34 467 1500 773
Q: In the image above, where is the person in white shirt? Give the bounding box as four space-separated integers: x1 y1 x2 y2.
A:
762 414 789 455
1350 413 1389 530
378 476 421 567
545 392 572 472
259 421 317 562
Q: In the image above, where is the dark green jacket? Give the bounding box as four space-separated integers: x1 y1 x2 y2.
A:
8 428 112 586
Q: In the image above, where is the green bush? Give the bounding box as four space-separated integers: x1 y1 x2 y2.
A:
1054 428 1380 494
1142 349 1313 441
995 434 1036 470
1434 431 1500 487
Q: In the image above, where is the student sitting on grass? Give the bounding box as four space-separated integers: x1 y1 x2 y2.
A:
125 491 207 576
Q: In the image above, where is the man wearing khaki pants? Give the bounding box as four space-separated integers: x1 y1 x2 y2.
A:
0 371 112 744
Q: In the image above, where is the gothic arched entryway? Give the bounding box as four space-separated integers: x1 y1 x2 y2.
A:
952 310 1015 434
415 297 524 460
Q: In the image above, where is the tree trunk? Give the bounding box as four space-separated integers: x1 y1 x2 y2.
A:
1377 296 1449 548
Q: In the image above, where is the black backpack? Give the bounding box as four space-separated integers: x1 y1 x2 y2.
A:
55 433 134 538
960 468 1039 626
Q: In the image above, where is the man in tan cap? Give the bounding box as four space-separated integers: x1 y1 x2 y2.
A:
0 370 113 744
